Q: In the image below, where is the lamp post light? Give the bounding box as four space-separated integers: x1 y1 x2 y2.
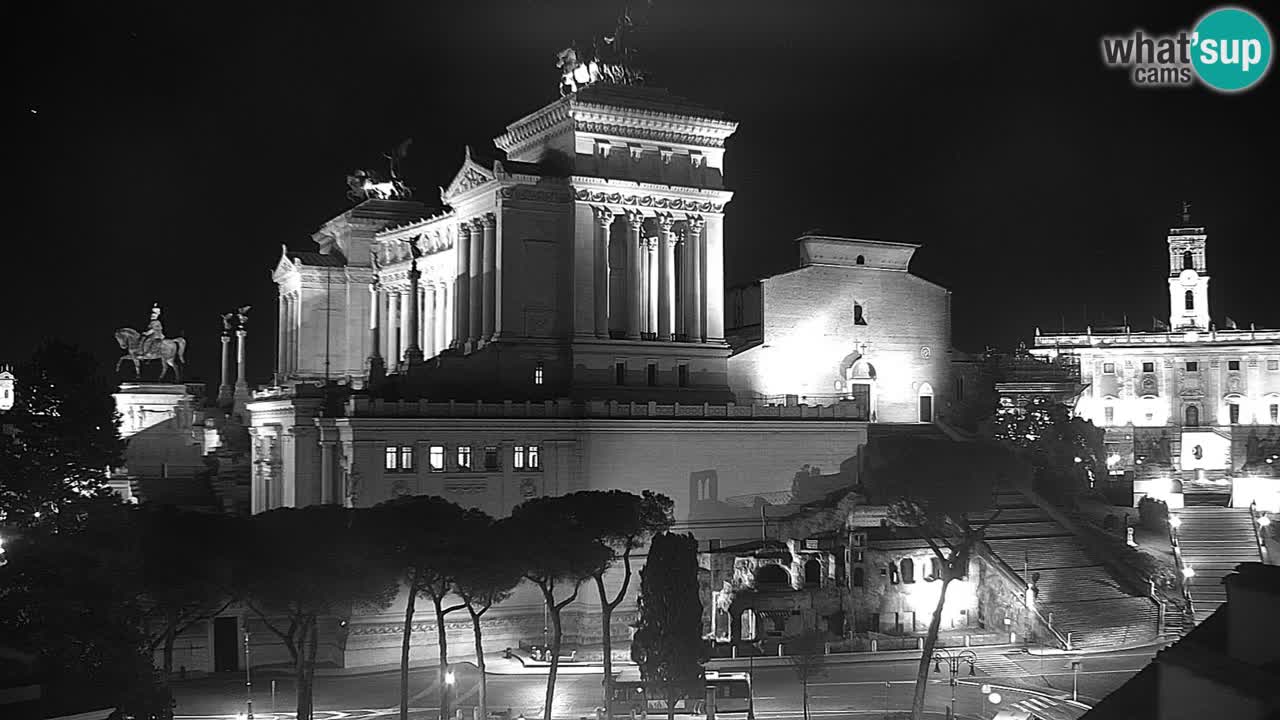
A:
244 628 254 720
445 666 456 720
931 648 977 720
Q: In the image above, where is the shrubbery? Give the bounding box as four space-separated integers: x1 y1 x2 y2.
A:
1138 497 1170 530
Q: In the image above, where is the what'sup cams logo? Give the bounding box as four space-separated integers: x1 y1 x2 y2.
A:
1101 6 1272 92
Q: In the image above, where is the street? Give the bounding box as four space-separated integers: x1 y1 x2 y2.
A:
172 642 1165 720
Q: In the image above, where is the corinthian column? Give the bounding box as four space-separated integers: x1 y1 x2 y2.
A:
658 214 676 341
481 213 497 341
219 331 232 404
454 223 470 349
646 238 659 337
594 207 614 338
404 257 423 364
626 212 643 340
469 218 484 345
367 282 385 383
704 214 726 341
686 216 705 342
424 284 437 358
276 295 287 378
387 288 400 363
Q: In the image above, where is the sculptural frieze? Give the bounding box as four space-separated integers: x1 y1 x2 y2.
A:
114 303 187 382
556 6 647 96
572 189 722 213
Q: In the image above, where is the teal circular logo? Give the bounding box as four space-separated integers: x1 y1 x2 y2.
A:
1192 7 1273 92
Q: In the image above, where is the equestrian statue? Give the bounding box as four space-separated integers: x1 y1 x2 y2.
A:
115 303 187 382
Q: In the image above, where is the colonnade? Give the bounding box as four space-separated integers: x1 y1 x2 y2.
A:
368 280 454 365
593 209 715 342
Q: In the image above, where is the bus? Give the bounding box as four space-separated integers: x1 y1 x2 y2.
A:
608 671 753 720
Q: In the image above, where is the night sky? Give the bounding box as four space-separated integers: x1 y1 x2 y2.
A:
10 1 1279 391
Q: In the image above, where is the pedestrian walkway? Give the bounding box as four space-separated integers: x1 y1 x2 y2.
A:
1173 505 1261 624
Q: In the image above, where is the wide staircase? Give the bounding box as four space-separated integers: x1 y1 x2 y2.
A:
1175 506 1261 624
981 491 1160 650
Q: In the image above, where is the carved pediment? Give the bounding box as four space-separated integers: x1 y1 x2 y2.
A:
442 147 495 202
271 245 299 282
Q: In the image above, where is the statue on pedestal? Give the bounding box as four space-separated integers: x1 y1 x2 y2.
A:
115 303 187 382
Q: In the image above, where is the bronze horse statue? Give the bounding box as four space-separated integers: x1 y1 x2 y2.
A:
115 328 187 382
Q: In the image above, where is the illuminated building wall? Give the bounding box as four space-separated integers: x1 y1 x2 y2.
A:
726 235 953 423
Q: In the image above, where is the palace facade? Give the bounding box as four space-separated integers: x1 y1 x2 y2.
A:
1030 211 1280 506
237 80 972 670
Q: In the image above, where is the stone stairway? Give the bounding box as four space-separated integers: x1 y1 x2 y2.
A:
979 491 1160 650
1181 469 1233 506
1175 506 1261 624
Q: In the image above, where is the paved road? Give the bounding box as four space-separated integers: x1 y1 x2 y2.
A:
172 644 1165 720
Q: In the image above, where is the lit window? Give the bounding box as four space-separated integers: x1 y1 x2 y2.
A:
484 446 499 471
514 445 525 470
399 446 414 471
385 446 397 471
457 446 472 470
1103 363 1115 374
386 445 413 473
534 362 544 385
514 445 541 471
429 446 445 472
1143 362 1155 373
527 445 541 469
1186 361 1198 372
1228 360 1240 371
1229 404 1240 425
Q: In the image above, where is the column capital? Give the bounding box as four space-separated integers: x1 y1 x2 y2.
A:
643 236 659 250
458 221 473 238
480 212 497 229
235 329 247 339
685 214 706 233
593 205 616 228
469 216 486 232
626 210 646 230
657 213 677 233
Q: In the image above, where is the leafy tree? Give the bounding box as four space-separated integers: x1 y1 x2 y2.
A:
453 514 523 720
993 397 1103 501
240 506 397 720
631 532 707 720
787 631 828 720
563 490 673 711
371 496 477 720
862 435 1029 720
138 507 239 676
0 341 124 529
510 495 611 720
0 497 173 718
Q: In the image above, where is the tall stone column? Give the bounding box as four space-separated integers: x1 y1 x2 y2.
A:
704 214 726 342
387 289 400 364
626 212 643 340
276 295 287 378
399 289 413 363
481 213 497 341
404 260 423 364
454 223 471 348
320 440 335 505
593 207 613 338
675 231 687 340
219 332 233 406
288 294 298 372
233 326 250 418
469 218 484 345
686 216 705 342
658 215 677 341
367 283 385 384
424 284 437 358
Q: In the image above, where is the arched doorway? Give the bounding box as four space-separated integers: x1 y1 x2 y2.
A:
917 382 935 423
804 558 821 586
845 359 877 421
755 563 790 588
1185 404 1200 427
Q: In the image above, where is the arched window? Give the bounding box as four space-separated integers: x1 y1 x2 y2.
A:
804 558 821 586
1185 290 1194 310
755 564 789 588
900 558 915 584
854 304 867 325
929 557 943 581
888 564 900 585
1183 250 1194 270
853 567 865 587
1185 404 1199 427
855 255 866 265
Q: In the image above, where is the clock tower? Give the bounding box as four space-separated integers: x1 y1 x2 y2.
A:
1167 202 1210 331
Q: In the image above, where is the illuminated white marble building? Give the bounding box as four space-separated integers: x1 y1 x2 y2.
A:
1031 210 1280 497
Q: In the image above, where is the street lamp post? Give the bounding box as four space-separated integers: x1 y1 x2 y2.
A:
445 667 456 720
244 627 254 720
931 648 976 720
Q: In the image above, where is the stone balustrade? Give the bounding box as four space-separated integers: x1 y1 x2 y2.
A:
344 397 871 420
1035 327 1280 347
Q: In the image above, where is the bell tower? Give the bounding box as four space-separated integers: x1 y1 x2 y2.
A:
1167 201 1210 330
0 365 14 412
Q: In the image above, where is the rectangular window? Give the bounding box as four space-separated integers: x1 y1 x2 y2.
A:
1104 407 1114 425
1228 360 1240 371
399 446 414 471
484 446 500 471
647 363 658 387
429 445 445 472
1186 361 1199 372
615 361 626 386
1271 404 1279 423
534 362 544 385
457 446 472 470
527 444 541 470
678 364 689 388
1103 362 1115 374
954 377 965 401
1142 362 1155 373
1270 359 1280 371
514 445 525 470
1229 404 1241 424
385 446 398 471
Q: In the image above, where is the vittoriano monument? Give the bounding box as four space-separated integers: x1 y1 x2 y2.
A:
115 303 187 382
